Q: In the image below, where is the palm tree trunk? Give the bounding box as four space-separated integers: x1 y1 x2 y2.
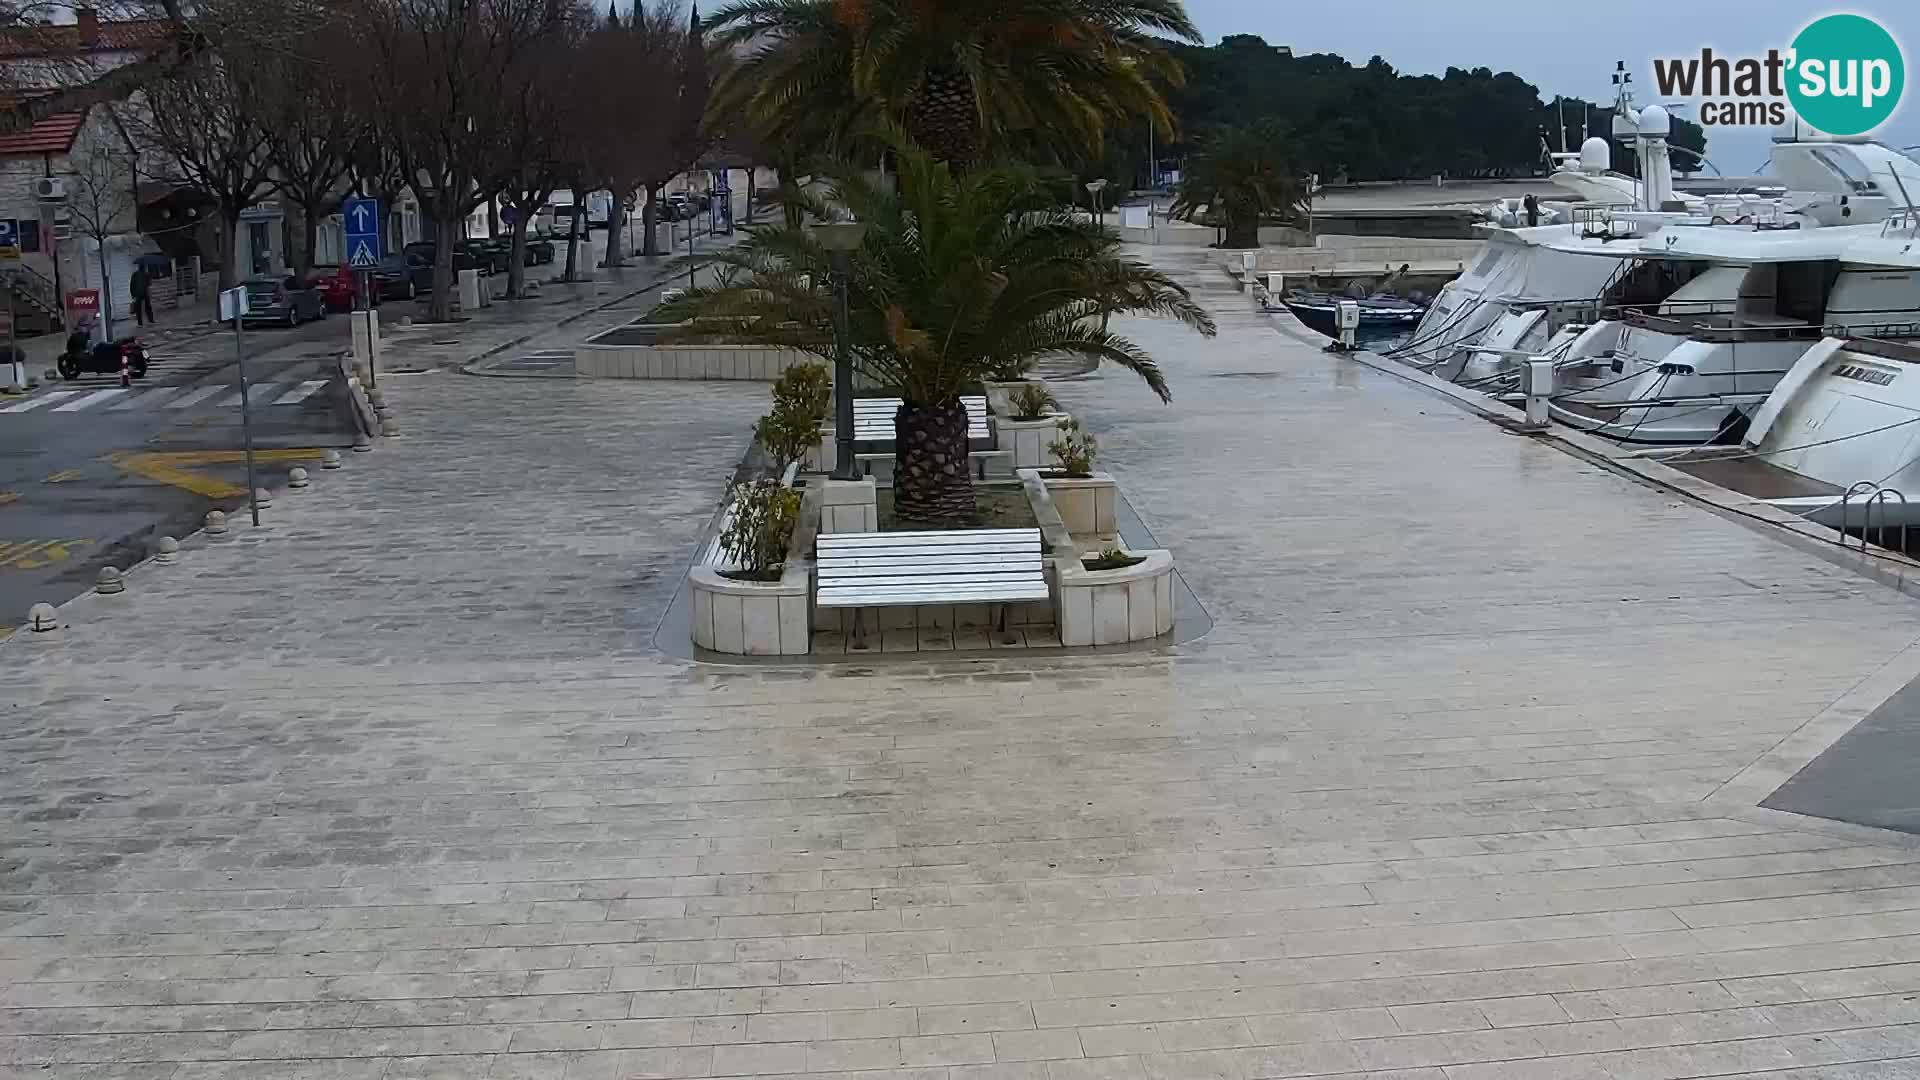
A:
892 400 977 525
1224 214 1260 249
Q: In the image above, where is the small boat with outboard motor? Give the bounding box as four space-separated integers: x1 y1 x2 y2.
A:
1278 290 1426 339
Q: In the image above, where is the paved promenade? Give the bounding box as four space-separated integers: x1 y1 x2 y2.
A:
7 247 1920 1079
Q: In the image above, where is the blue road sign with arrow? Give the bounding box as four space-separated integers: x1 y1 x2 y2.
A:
343 196 381 270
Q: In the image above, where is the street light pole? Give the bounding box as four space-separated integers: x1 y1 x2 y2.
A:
810 219 867 482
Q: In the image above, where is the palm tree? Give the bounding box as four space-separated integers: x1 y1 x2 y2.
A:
706 0 1200 169
658 141 1216 525
1170 122 1310 249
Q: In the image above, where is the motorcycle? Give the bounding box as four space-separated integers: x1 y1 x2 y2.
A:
57 330 149 382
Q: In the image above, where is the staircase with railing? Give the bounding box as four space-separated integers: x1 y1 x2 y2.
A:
0 261 63 334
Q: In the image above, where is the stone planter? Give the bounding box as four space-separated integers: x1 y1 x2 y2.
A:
997 413 1068 470
984 379 1043 419
1056 550 1175 647
818 477 876 535
690 561 811 655
802 426 835 474
1042 471 1117 538
577 341 814 380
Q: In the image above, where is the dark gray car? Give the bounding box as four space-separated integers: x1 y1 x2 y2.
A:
241 274 327 327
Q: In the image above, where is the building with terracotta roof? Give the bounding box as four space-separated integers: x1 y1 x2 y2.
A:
0 8 182 332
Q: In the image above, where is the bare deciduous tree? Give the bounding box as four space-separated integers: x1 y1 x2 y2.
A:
60 117 137 338
126 54 275 290
350 0 570 320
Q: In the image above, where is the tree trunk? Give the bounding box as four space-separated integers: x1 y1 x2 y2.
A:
892 400 977 526
641 188 660 257
780 162 803 230
744 168 755 225
601 191 625 267
507 215 528 299
428 215 457 322
297 204 319 278
1225 214 1259 249
563 202 583 282
219 207 243 291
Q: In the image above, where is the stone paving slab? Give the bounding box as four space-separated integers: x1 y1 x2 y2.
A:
5 248 1920 1079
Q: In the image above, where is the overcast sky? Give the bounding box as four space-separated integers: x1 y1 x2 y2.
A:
1180 0 1919 176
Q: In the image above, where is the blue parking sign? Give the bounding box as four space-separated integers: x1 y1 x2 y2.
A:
343 197 381 269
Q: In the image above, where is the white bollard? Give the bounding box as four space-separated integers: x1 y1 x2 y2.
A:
288 467 310 489
95 567 124 595
27 602 57 632
320 449 343 470
154 536 179 563
253 487 272 509
204 509 229 537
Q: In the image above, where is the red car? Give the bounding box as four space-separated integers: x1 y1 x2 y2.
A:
307 265 381 313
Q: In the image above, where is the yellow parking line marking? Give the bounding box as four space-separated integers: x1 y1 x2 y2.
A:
44 469 81 483
0 538 91 570
0 491 17 506
106 449 331 500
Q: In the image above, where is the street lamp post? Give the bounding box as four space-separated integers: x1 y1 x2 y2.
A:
810 220 866 482
1085 178 1109 228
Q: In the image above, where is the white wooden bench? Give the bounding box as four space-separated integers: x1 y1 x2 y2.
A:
850 395 991 445
815 528 1049 647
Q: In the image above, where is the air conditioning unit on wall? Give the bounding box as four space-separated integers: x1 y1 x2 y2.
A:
34 177 66 201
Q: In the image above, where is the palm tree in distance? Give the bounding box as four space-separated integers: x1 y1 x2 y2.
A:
707 0 1201 169
657 139 1216 525
1169 121 1311 249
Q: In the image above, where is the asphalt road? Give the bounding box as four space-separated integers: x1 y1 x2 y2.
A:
0 314 361 629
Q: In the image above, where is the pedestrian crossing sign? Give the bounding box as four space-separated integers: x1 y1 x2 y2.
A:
348 239 379 270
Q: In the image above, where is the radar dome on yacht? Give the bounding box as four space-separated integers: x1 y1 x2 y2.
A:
1579 137 1610 172
1637 104 1670 137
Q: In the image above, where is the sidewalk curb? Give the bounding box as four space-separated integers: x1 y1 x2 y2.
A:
456 254 722 380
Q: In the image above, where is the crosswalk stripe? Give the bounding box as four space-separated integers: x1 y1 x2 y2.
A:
216 382 284 408
0 390 80 413
110 388 180 410
53 388 129 412
166 385 227 410
274 380 330 406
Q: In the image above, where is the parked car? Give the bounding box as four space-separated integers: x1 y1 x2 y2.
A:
662 194 692 221
241 274 326 326
523 235 555 265
373 252 430 300
458 238 513 275
403 241 485 276
307 264 381 312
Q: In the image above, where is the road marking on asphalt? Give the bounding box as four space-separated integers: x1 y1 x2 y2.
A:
274 380 329 405
43 469 81 483
0 538 91 570
216 382 284 408
108 448 333 500
53 388 130 412
0 492 17 506
0 390 80 413
110 387 182 410
166 385 226 410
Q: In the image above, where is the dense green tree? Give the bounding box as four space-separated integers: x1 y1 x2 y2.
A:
1168 121 1308 247
657 140 1215 525
706 0 1201 169
1155 36 1706 183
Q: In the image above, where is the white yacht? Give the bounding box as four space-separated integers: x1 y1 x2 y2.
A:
1661 219 1920 531
1406 104 1920 399
1545 219 1916 443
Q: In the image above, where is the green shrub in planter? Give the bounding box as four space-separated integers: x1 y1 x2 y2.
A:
755 401 820 473
720 480 801 582
1048 417 1097 477
773 362 831 421
1008 383 1057 421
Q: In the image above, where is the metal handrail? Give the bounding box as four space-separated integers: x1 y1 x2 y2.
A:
1869 489 1910 554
